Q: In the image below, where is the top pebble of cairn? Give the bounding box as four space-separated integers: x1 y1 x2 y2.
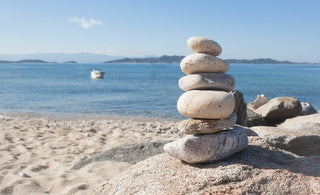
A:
187 37 222 56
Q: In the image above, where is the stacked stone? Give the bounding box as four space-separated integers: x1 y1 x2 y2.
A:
164 37 248 164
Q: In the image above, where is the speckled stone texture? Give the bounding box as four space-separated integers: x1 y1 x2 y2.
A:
180 53 229 75
187 36 222 56
177 90 235 119
163 126 248 163
179 73 235 92
179 113 237 134
93 137 320 195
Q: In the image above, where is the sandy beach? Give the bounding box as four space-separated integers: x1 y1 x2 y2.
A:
0 113 180 194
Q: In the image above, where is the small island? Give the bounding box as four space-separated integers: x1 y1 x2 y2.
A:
0 59 50 64
64 61 78 63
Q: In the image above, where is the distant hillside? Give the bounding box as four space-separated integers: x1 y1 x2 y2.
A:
0 59 50 63
64 61 77 63
104 55 185 63
225 58 295 64
104 56 297 64
0 56 303 64
0 52 122 63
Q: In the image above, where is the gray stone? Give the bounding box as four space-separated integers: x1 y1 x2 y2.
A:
246 109 268 127
179 73 235 92
247 94 269 110
180 53 229 75
163 126 248 163
278 113 320 135
179 113 236 134
177 90 235 119
231 90 247 126
94 137 320 195
251 126 320 156
71 141 172 169
299 102 317 116
255 97 302 124
187 36 222 56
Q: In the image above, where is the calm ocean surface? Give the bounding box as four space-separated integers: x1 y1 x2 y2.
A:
0 63 319 119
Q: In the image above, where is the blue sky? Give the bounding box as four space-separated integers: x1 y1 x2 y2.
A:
1 0 320 62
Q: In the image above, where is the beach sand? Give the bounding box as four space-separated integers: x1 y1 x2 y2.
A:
0 113 180 194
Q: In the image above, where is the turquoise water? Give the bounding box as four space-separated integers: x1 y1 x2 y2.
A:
0 63 319 119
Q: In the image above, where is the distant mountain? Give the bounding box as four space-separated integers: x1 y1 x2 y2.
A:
225 58 295 64
104 56 298 64
0 53 304 64
104 55 185 63
0 52 122 63
0 59 50 63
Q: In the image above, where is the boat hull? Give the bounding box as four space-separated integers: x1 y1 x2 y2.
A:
91 71 104 79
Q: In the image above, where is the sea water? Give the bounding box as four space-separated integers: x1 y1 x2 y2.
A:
0 63 319 119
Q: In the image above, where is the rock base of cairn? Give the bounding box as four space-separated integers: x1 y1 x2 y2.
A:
164 125 248 163
164 36 248 164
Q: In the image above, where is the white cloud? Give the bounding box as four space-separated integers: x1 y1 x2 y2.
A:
68 17 103 29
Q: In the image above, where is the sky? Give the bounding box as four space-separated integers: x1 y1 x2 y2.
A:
0 0 320 62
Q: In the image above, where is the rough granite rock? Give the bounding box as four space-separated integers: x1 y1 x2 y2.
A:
177 90 235 119
187 36 222 56
179 73 235 92
251 126 320 156
278 113 320 135
163 126 248 163
180 53 229 75
246 108 268 127
93 137 320 195
231 90 247 126
179 113 237 134
71 141 172 169
299 102 317 116
255 97 302 124
247 94 269 110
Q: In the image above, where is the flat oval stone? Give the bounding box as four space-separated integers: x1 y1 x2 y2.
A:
177 90 235 119
164 126 248 163
187 37 222 56
179 113 237 134
180 53 229 75
179 73 235 92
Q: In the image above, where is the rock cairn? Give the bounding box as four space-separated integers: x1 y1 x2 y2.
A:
164 37 248 163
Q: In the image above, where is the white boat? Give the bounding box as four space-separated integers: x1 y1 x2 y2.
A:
91 68 104 79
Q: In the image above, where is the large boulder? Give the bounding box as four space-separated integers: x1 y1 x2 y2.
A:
251 126 320 156
278 113 320 135
255 97 302 124
231 90 247 126
93 137 320 194
246 108 268 127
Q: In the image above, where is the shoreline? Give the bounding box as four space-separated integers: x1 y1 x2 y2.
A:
0 111 181 122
